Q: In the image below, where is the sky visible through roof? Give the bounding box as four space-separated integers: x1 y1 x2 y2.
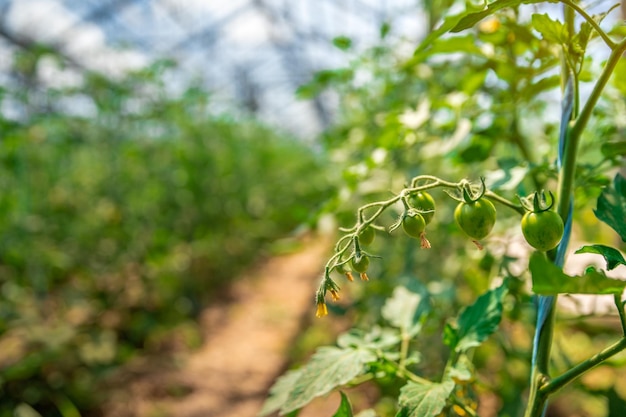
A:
0 0 426 136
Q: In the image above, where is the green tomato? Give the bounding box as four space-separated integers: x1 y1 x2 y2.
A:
521 210 564 251
454 198 496 240
351 255 370 273
402 213 426 239
409 192 436 224
358 227 375 246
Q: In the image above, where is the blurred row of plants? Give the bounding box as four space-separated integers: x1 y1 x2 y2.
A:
0 49 330 415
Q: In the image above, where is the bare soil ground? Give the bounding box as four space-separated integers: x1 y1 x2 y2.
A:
102 236 351 417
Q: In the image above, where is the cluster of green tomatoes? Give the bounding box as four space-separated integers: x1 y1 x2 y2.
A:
317 178 565 317
344 184 564 286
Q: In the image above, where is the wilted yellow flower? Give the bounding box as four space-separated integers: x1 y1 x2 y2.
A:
330 289 340 301
315 302 328 318
360 272 369 281
421 233 431 249
345 271 354 282
452 405 467 416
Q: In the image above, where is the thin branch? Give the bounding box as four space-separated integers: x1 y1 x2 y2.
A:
540 337 626 395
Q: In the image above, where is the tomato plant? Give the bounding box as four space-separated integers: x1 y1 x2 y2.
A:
264 0 626 416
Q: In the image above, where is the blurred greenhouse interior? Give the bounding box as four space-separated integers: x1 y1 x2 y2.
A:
1 0 625 416
0 0 426 136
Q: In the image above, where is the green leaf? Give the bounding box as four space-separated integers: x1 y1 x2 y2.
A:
530 251 626 295
381 286 429 337
259 369 303 416
397 381 455 417
594 174 626 242
531 14 568 43
522 75 561 98
380 22 391 39
575 245 626 271
451 0 548 33
573 21 593 57
601 142 626 158
446 355 474 383
444 280 508 353
412 5 486 58
337 327 400 350
333 36 352 51
333 392 354 417
295 83 319 99
608 387 626 417
281 347 377 413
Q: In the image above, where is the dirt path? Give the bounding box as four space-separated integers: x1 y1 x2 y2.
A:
104 236 343 417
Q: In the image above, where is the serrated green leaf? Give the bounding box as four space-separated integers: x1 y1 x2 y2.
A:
445 281 508 352
333 392 354 417
575 245 626 271
333 36 352 51
601 142 626 158
259 369 303 416
446 355 474 383
532 14 568 43
451 0 548 33
381 286 429 337
530 251 626 295
594 174 626 242
336 327 400 350
397 381 455 417
281 347 377 413
573 21 593 57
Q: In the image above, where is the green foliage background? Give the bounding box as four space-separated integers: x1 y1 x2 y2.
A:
0 54 330 414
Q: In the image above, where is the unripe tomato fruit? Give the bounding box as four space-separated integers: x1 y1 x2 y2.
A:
409 192 436 224
402 213 426 238
358 227 375 246
351 255 369 273
454 198 496 240
521 210 564 251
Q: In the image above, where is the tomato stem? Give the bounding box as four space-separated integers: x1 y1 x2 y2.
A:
525 16 626 417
